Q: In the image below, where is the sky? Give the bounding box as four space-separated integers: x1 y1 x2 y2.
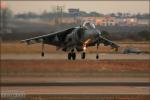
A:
3 1 150 14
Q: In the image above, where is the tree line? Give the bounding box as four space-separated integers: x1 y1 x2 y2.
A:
15 11 149 19
101 30 150 41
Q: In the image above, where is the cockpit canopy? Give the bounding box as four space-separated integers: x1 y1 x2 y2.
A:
82 21 96 29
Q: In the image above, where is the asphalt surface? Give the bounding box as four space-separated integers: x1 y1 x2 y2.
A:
1 77 150 95
2 81 150 87
1 86 149 95
2 77 149 83
1 53 150 60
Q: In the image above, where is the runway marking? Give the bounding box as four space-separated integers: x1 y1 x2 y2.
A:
2 82 150 87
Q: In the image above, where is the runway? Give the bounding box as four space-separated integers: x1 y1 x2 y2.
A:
1 77 150 95
2 77 150 87
1 53 150 60
2 81 150 87
2 77 149 83
1 86 150 95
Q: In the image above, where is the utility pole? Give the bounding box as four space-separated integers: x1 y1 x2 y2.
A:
0 2 6 34
3 9 7 33
56 5 64 24
0 6 7 34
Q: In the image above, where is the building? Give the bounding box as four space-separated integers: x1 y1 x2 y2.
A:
96 16 117 26
137 19 149 26
116 18 138 26
81 16 117 26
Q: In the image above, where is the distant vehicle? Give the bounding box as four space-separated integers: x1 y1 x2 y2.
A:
21 21 119 60
123 48 142 54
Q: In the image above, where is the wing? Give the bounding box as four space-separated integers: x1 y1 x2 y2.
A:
98 36 119 51
88 35 119 51
21 27 75 46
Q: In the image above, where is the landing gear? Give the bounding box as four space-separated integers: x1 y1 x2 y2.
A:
81 45 86 59
96 54 99 60
81 52 86 59
96 43 99 60
41 52 44 57
68 49 76 60
41 41 45 57
72 52 76 60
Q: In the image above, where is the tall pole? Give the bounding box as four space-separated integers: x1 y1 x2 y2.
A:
60 7 63 24
57 5 64 24
3 9 7 33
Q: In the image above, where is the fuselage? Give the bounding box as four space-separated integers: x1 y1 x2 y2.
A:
46 22 101 52
64 25 100 52
82 28 100 42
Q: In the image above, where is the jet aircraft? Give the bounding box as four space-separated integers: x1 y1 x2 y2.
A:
22 21 119 60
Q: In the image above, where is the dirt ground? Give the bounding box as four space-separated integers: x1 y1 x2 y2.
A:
1 60 150 77
17 95 150 100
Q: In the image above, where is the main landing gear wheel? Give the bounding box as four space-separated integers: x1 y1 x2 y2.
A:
72 53 76 60
68 53 72 60
81 52 86 59
68 50 76 60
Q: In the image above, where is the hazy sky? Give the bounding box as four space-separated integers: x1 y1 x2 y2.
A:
4 1 150 14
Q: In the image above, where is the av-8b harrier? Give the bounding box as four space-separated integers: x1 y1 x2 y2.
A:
22 21 119 60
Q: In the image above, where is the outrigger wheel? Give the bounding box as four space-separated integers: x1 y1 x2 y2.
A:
96 54 99 60
96 43 99 60
41 52 44 57
41 41 45 57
